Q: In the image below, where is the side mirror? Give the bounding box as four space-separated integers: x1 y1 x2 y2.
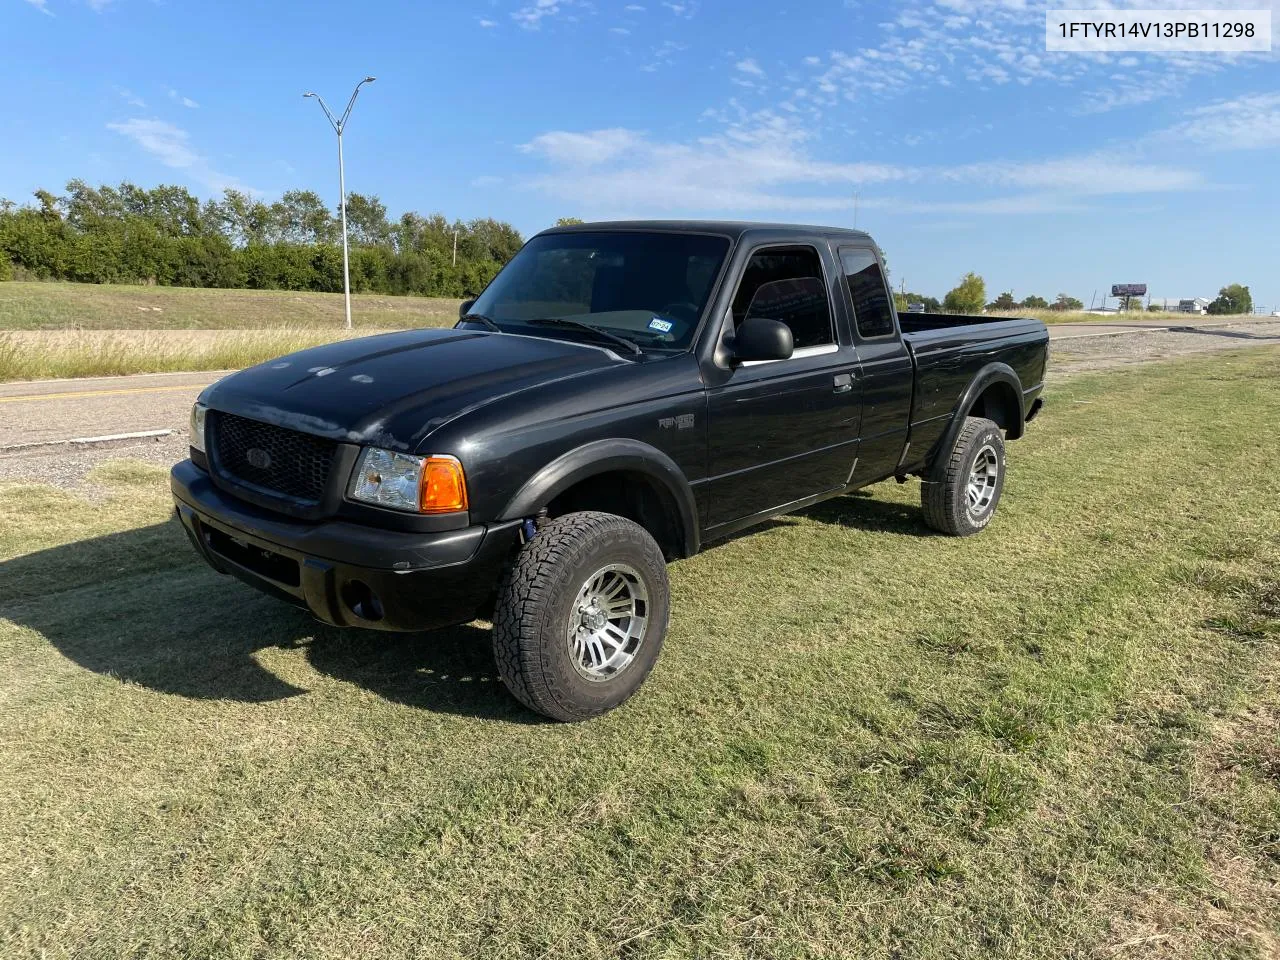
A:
458 298 476 320
733 316 794 363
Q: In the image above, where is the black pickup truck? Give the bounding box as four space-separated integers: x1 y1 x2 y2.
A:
172 221 1048 720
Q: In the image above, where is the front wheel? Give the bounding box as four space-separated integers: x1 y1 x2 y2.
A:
492 511 670 721
921 416 1006 536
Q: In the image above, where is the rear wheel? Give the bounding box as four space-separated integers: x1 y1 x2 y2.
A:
921 416 1006 536
492 511 669 721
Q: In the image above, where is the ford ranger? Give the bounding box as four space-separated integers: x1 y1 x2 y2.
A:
171 221 1048 720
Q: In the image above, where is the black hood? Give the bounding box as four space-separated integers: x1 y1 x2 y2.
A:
202 328 626 452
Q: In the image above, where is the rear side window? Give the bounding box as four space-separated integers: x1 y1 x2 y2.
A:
731 246 833 349
840 248 895 339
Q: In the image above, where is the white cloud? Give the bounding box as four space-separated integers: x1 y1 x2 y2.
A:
946 155 1203 194
512 0 576 29
661 0 697 17
1161 91 1280 150
167 88 199 109
478 17 497 27
522 119 910 214
639 39 686 72
736 58 765 78
86 0 113 9
520 114 1205 216
778 0 1275 118
115 86 146 108
106 118 248 193
471 175 505 187
23 0 54 15
624 3 645 9
611 26 630 34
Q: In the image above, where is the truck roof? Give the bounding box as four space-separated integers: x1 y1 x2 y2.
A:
541 220 875 243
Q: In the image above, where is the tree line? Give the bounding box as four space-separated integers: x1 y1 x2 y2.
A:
0 180 524 297
896 272 1254 316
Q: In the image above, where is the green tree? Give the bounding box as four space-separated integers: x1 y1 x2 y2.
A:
943 272 986 314
0 178 525 298
555 217 585 226
1206 283 1252 315
1020 294 1049 309
987 291 1017 311
215 189 273 246
1050 293 1084 312
268 190 336 245
893 291 940 313
345 193 391 247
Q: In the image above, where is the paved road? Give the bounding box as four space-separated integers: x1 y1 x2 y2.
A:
0 316 1273 455
0 371 225 448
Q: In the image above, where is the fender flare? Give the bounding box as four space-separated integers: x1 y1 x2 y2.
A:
926 362 1025 475
498 438 701 557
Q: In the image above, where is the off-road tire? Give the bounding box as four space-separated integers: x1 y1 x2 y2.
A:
921 416 1006 536
492 511 670 721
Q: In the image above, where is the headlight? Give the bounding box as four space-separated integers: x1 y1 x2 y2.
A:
348 448 468 514
190 403 208 453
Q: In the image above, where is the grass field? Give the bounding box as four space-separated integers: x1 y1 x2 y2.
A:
0 281 461 331
0 279 1196 333
1 349 1278 958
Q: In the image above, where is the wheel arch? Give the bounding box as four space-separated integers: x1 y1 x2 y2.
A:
498 438 700 559
926 363 1025 475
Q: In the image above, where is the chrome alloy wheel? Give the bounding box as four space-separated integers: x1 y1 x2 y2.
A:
967 443 1000 517
567 563 649 682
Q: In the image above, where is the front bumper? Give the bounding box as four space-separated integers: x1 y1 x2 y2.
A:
171 459 521 632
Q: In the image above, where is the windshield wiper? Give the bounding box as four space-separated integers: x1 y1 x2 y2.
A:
528 317 643 356
459 312 502 332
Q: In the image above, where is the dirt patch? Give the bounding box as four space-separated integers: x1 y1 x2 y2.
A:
1050 320 1280 379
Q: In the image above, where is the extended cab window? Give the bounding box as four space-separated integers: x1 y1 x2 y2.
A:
730 246 833 350
840 248 895 339
468 231 730 351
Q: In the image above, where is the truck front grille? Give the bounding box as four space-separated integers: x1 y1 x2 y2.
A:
211 412 338 504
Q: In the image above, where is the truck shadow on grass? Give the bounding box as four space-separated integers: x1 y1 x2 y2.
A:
798 489 938 536
1 492 926 717
0 518 537 722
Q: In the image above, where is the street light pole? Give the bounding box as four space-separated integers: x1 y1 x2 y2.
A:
303 76 376 331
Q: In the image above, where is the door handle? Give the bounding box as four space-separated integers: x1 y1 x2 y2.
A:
832 373 854 394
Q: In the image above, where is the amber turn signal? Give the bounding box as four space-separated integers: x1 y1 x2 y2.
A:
419 455 468 513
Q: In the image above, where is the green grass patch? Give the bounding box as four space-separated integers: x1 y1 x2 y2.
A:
1 348 1278 957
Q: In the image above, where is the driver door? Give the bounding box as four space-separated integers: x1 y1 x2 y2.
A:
703 244 862 530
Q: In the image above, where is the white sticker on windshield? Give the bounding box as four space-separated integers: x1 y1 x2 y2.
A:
648 317 674 333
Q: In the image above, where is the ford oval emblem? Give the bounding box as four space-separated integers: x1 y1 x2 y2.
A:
246 447 272 469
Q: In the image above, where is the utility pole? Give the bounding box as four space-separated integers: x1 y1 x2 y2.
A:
303 76 376 330
452 229 458 267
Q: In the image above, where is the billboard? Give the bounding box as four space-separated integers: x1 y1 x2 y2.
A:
1111 283 1147 297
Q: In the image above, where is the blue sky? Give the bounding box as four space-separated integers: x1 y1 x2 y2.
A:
3 0 1278 309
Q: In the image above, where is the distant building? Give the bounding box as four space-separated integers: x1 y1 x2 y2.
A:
1151 297 1211 315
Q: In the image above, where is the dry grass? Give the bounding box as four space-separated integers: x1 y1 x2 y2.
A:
0 328 380 381
984 308 1196 325
0 281 461 331
1 347 1278 957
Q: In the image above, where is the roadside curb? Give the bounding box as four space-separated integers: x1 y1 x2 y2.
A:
0 369 234 390
1049 318 1279 341
0 429 174 455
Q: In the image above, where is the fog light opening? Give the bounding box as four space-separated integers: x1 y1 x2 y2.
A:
341 579 385 622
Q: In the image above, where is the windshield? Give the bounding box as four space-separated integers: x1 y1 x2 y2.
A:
467 231 730 352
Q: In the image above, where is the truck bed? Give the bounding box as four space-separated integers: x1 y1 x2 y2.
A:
896 314 1050 473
